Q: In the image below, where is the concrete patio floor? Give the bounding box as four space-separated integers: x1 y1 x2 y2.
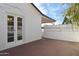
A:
0 38 79 56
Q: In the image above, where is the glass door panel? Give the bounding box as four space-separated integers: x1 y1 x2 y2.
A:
17 17 22 40
7 15 14 42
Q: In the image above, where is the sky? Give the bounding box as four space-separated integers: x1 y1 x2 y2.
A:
34 3 71 25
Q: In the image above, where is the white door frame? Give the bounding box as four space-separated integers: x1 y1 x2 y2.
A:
6 12 24 48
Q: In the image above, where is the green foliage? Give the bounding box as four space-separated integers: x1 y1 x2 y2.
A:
64 3 79 26
63 16 72 24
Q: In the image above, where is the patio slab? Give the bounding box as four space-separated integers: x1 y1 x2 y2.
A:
0 38 79 56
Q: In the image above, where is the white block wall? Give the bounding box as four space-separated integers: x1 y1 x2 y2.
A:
43 24 79 42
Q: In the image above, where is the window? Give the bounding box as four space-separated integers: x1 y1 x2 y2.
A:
17 17 22 40
7 15 14 42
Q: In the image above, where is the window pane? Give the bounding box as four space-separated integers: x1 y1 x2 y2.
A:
17 17 22 40
7 15 14 42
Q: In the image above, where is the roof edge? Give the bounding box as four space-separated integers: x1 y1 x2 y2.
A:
30 3 56 22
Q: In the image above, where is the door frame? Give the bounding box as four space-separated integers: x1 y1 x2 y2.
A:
6 12 24 47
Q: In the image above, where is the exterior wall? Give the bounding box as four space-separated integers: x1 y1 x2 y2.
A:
43 24 79 42
0 3 42 51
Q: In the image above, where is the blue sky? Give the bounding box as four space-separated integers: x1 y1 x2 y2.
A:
34 3 71 25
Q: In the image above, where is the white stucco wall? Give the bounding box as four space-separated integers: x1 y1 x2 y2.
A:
0 3 42 51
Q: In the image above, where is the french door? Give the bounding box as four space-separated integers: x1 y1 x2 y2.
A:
7 15 23 43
